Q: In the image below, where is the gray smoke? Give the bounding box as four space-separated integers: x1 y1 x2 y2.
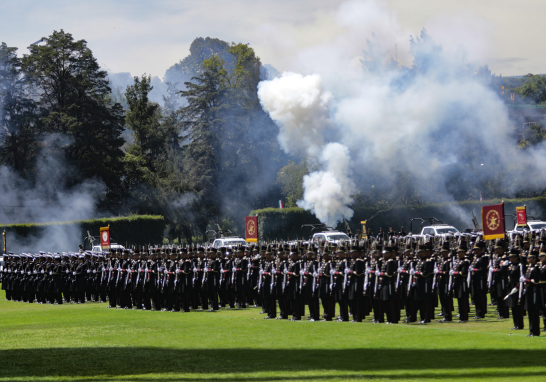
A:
0 148 106 253
258 0 546 227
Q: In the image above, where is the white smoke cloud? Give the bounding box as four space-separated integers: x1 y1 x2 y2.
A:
258 0 546 227
258 72 357 226
297 143 356 226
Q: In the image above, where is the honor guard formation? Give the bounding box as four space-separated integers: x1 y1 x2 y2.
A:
2 231 546 337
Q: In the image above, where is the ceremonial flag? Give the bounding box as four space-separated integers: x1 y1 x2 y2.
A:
245 216 258 243
516 206 527 226
481 203 505 240
100 226 111 250
279 200 284 209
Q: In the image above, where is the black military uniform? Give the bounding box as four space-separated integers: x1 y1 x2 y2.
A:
523 250 542 336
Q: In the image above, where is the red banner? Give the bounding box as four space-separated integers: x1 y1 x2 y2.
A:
516 206 527 226
100 226 111 250
245 216 258 243
482 203 505 240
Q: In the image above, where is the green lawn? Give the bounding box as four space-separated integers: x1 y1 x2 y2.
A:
0 289 545 381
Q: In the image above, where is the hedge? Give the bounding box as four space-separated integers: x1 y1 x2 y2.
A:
251 197 546 241
1 215 165 253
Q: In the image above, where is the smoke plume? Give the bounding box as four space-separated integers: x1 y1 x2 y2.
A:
258 0 546 227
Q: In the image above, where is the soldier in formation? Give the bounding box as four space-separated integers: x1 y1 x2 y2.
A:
3 230 546 337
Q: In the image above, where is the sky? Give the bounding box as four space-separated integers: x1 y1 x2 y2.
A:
1 0 544 79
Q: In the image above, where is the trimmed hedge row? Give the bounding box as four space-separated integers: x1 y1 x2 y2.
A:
1 215 166 252
251 197 546 241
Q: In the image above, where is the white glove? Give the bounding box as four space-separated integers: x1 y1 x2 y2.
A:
259 270 264 275
365 268 371 274
410 269 416 275
87 270 90 273
397 267 402 273
27 271 31 275
344 268 350 275
73 271 76 275
283 268 288 275
93 270 96 273
49 271 52 275
449 270 455 276
34 270 37 274
329 269 335 276
313 272 318 278
434 268 439 274
519 276 526 283
176 269 180 273
66 269 69 273
164 270 168 274
41 270 44 274
118 268 122 272
21 270 24 274
299 270 305 276
232 267 237 273
503 260 510 267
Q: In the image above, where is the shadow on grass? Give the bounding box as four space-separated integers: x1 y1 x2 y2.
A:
1 348 546 379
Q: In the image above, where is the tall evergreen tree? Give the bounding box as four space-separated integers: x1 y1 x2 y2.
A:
22 30 125 196
0 43 40 175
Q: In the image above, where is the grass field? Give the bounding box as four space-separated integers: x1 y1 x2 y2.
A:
0 289 545 381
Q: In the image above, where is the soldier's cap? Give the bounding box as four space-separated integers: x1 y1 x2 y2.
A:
528 251 538 258
54 254 61 259
209 248 218 253
456 247 466 253
349 245 358 252
539 250 546 257
197 247 205 252
509 248 520 256
78 254 85 259
260 245 267 252
473 241 486 250
440 243 450 251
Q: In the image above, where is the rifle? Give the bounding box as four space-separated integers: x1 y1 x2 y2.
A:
282 262 287 293
115 262 121 287
448 258 454 294
432 261 438 293
342 259 348 293
257 262 263 292
363 261 370 295
135 261 141 286
466 262 472 289
518 262 524 302
373 261 380 298
220 262 225 286
247 258 252 281
395 259 401 292
270 262 276 290
329 262 335 296
407 260 414 294
106 259 112 285
487 258 493 289
312 262 318 293
124 263 132 288
300 261 307 291
202 261 208 285
192 264 197 287
144 262 150 285
174 262 179 287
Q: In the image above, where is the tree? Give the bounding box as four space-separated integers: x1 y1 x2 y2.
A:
515 75 546 104
21 30 125 196
277 161 308 207
0 42 40 175
178 55 229 236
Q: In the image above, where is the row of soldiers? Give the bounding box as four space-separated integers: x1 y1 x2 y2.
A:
2 232 545 336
